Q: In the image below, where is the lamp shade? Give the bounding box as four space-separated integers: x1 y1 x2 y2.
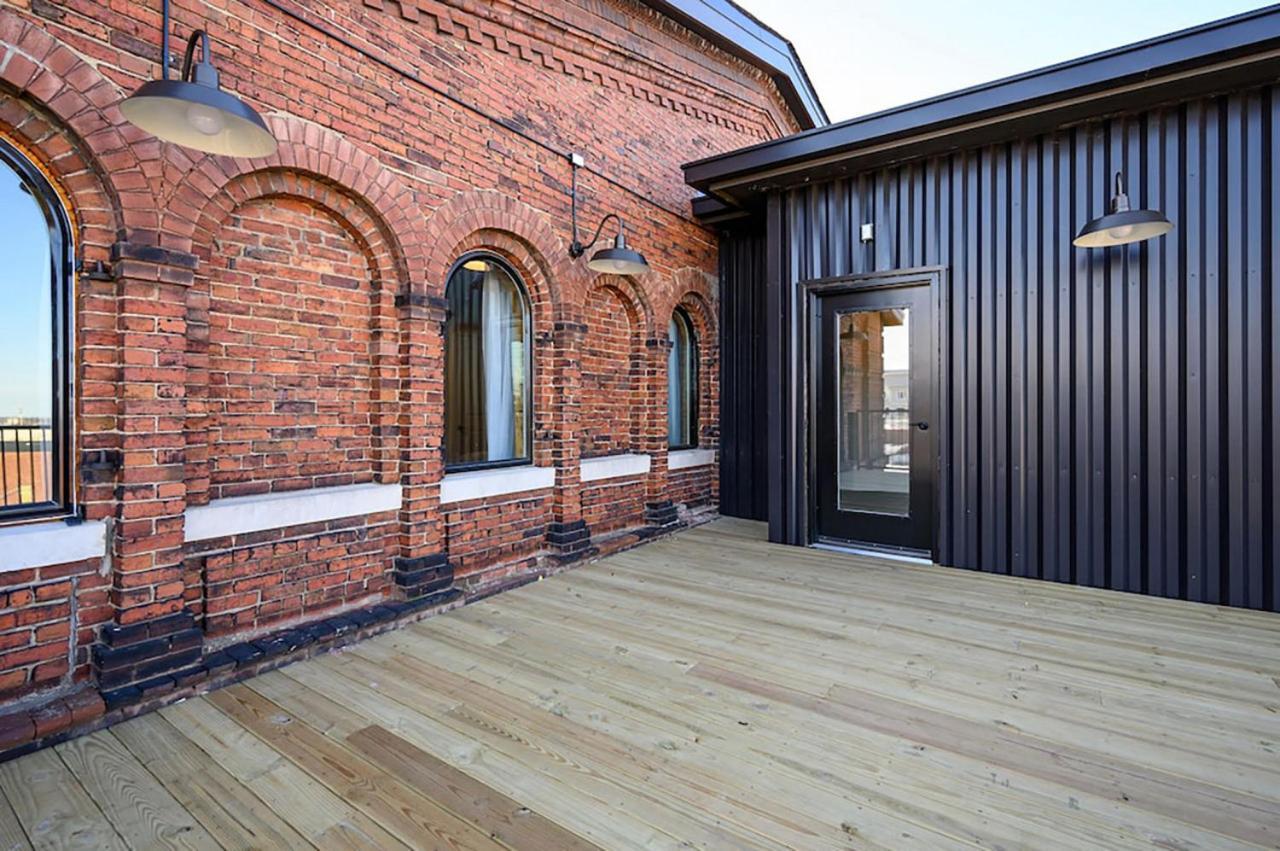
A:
1073 209 1173 248
1073 172 1172 248
587 232 650 276
121 78 276 158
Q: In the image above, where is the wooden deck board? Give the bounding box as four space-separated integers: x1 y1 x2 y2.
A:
0 517 1277 849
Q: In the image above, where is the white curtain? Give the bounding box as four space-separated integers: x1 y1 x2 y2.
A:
667 319 683 445
482 271 515 460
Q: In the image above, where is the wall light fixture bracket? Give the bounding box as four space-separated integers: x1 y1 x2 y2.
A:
567 154 651 276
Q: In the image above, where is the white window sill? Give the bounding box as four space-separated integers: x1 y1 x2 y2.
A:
669 448 716 470
0 519 107 573
440 465 556 505
580 453 651 483
185 482 402 542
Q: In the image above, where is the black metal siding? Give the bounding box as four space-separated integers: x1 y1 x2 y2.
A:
778 85 1278 611
718 221 769 521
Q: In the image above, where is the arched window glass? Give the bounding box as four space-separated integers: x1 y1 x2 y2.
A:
444 254 531 468
667 308 698 449
0 139 71 518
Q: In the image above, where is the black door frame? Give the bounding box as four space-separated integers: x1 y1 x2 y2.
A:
797 267 943 559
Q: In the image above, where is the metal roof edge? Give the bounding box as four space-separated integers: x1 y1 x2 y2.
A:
641 0 828 129
683 4 1280 190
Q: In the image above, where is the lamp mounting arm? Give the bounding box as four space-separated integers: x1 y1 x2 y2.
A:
180 29 219 87
157 0 214 86
1110 171 1131 214
571 212 623 259
568 152 626 258
161 0 171 80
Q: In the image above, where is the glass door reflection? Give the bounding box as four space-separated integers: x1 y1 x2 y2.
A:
835 308 911 516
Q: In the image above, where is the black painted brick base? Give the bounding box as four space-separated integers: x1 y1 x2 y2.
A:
547 520 598 562
644 500 681 528
94 610 205 689
100 589 464 711
393 553 454 599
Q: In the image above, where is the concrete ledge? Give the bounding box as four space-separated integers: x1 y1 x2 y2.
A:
185 483 402 542
0 520 107 573
440 466 556 505
580 453 651 482
668 448 716 470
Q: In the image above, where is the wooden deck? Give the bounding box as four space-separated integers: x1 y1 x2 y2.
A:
1 518 1278 849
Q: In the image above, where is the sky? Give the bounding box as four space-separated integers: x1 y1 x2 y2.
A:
0 164 54 421
735 0 1270 122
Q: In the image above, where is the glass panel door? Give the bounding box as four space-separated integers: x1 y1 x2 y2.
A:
814 283 933 553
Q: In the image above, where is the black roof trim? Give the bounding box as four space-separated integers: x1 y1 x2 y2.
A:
690 193 754 223
642 0 828 129
685 4 1280 192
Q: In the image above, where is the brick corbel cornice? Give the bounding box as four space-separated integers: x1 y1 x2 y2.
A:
356 0 788 139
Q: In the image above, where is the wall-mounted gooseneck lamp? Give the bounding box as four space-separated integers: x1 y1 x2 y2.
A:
120 0 277 157
1073 172 1173 249
567 154 650 276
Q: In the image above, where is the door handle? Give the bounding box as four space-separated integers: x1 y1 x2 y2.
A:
914 420 930 431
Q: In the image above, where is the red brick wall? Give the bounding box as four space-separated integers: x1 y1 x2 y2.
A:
187 512 397 638
0 558 108 700
580 284 644 457
0 0 791 705
444 492 553 580
195 0 801 218
581 478 647 535
669 466 715 510
202 196 379 499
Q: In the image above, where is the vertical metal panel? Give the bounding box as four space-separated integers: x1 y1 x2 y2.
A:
766 193 794 542
718 221 768 521
1270 89 1279 614
963 153 980 569
760 83 1280 612
932 157 953 562
1244 90 1265 609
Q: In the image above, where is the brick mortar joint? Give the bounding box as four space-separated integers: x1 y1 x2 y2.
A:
188 518 400 561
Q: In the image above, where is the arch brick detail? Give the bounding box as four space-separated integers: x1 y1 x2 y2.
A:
184 171 405 507
159 114 420 285
668 266 718 340
423 189 586 308
0 7 152 244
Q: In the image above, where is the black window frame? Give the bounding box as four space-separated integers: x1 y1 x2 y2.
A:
0 137 74 523
442 251 534 473
668 307 699 451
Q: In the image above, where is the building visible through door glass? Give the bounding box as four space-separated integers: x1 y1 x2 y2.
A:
836 308 910 516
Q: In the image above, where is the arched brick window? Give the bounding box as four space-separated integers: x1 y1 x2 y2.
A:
444 253 532 469
668 307 699 450
0 138 73 519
